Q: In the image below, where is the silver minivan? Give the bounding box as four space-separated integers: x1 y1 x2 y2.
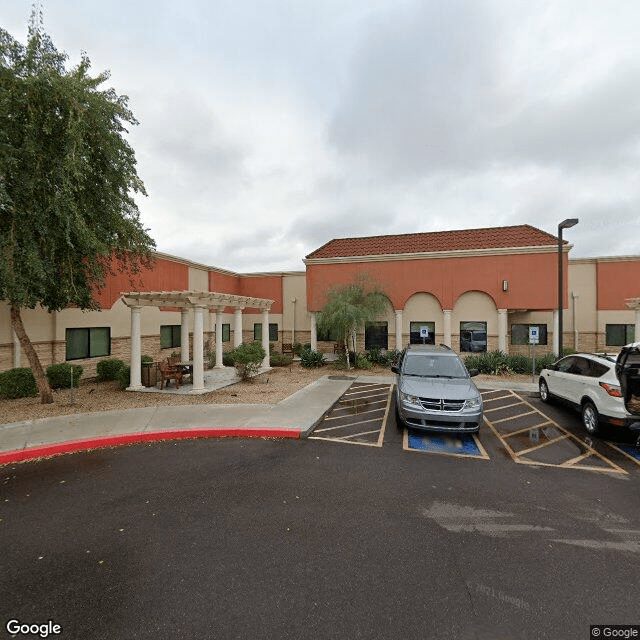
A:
392 344 483 433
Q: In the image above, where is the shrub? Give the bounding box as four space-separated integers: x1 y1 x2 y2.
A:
534 352 559 374
227 341 266 380
96 358 126 382
270 353 293 367
463 354 487 373
116 365 131 390
46 363 83 389
0 367 38 399
141 354 154 364
506 353 532 374
299 348 326 368
355 353 373 369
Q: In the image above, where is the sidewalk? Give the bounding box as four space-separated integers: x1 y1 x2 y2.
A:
0 375 537 466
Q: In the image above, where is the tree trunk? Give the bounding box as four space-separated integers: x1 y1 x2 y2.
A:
344 336 350 370
10 305 54 404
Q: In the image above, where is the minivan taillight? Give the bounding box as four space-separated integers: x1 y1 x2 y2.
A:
600 382 622 397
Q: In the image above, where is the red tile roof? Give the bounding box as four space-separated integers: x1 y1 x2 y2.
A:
305 225 559 260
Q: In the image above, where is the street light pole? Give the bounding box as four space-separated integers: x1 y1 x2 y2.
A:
558 218 579 358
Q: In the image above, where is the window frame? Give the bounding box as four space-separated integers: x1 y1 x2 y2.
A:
605 324 635 346
160 325 181 349
253 323 278 342
65 327 111 361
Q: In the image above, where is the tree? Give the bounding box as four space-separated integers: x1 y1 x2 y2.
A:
316 274 389 369
0 14 155 403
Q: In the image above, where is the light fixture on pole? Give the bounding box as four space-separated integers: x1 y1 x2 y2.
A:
558 218 579 357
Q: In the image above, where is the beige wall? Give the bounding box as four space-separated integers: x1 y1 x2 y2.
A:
402 293 443 334
568 260 597 333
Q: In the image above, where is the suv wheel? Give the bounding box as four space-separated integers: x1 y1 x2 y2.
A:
539 379 550 403
581 401 600 435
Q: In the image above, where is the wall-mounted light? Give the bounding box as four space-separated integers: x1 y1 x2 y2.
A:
502 280 509 292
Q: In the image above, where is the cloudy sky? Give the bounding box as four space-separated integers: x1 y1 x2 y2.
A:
5 0 640 271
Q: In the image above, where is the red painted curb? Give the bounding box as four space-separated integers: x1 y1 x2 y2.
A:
0 428 301 466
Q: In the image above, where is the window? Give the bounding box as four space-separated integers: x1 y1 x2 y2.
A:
409 321 435 345
511 324 548 345
460 322 487 353
365 321 388 350
606 324 635 346
317 326 341 341
254 323 278 341
160 325 181 349
66 327 110 360
221 324 230 342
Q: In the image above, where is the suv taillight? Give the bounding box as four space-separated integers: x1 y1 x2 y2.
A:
599 382 622 397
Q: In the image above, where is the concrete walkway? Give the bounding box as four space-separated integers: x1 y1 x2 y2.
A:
0 375 538 466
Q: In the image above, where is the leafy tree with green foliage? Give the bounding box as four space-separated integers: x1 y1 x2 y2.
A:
316 274 389 370
0 12 155 403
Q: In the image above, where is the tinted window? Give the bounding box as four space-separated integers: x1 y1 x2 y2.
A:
556 356 576 373
570 357 591 376
588 360 610 378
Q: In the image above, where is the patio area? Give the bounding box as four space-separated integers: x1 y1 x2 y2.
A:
135 366 268 396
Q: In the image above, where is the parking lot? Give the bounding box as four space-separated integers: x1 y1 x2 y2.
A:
308 382 640 476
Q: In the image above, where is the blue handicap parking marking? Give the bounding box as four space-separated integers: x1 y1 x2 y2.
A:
407 429 484 457
612 443 640 462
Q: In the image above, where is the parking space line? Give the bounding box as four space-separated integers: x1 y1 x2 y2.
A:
314 416 382 432
514 434 568 457
324 404 388 420
484 402 525 413
491 410 537 424
309 382 392 447
342 429 380 440
603 442 640 468
482 390 627 475
502 421 555 438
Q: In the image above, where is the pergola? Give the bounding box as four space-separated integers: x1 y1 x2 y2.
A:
121 291 274 393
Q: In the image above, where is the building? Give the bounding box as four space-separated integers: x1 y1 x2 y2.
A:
1 225 639 379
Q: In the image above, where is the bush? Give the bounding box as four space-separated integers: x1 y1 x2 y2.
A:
505 353 532 374
299 348 326 368
270 353 293 367
355 353 373 369
0 367 38 399
227 342 266 380
364 348 400 367
46 363 83 389
534 352 559 374
96 358 126 382
116 365 131 390
141 354 153 364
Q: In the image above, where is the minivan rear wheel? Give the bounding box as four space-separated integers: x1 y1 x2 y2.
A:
582 401 600 435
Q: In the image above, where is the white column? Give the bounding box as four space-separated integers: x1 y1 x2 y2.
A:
12 329 20 368
395 310 403 350
192 306 205 391
180 308 190 362
128 305 143 390
635 310 640 344
261 308 270 368
498 309 508 353
443 310 452 348
553 309 560 357
234 307 244 347
215 307 224 369
310 312 317 351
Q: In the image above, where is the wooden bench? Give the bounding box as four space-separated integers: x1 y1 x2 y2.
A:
159 361 183 389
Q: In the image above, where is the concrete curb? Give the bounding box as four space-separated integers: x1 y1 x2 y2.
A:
0 427 301 466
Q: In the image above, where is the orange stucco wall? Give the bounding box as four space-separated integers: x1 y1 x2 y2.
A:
306 252 564 312
240 276 283 314
208 270 241 296
93 256 189 309
596 260 640 309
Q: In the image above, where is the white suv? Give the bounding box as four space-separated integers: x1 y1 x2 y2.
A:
538 352 637 436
